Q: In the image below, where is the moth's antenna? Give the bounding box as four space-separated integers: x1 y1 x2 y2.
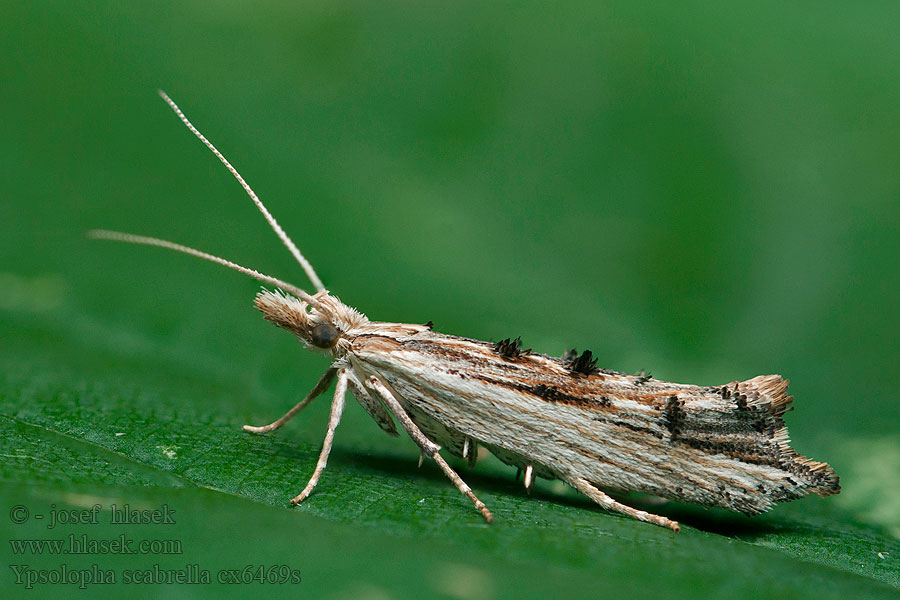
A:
87 230 318 305
157 90 326 292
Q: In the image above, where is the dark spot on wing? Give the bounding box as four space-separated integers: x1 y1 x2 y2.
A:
719 383 740 400
600 418 664 439
663 395 683 440
494 336 531 359
634 369 652 385
522 383 611 407
564 349 600 375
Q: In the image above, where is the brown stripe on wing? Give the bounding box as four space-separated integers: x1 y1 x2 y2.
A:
353 327 839 504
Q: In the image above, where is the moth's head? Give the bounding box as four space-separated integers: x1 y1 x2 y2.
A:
254 289 368 357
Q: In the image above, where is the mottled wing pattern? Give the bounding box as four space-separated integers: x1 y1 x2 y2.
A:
348 325 839 514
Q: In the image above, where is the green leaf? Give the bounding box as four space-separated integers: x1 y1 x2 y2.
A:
3 1 900 597
2 306 898 598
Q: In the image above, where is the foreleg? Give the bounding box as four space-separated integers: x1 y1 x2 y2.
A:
289 369 348 505
243 368 337 434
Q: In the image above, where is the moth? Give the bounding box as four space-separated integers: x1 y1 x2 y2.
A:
91 91 840 532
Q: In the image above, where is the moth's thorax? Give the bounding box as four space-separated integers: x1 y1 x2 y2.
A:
254 289 368 358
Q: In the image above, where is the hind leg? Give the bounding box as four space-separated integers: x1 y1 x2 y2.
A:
569 477 680 532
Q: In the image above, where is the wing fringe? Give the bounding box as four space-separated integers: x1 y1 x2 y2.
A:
736 374 840 497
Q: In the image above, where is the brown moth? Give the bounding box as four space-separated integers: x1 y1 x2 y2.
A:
90 92 840 532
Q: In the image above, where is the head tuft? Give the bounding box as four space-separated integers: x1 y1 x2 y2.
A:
254 289 367 356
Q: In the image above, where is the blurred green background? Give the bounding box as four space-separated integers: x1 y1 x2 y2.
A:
2 1 899 597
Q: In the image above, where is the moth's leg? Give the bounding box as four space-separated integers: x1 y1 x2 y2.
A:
345 373 399 436
570 477 680 532
290 369 348 505
463 437 478 468
243 367 337 434
366 376 493 523
523 464 534 494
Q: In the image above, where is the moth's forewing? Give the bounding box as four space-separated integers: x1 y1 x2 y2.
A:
349 326 839 513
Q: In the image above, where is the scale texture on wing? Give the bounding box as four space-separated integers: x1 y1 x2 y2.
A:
348 326 839 514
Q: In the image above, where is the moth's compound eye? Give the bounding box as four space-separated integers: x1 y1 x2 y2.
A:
310 323 340 349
